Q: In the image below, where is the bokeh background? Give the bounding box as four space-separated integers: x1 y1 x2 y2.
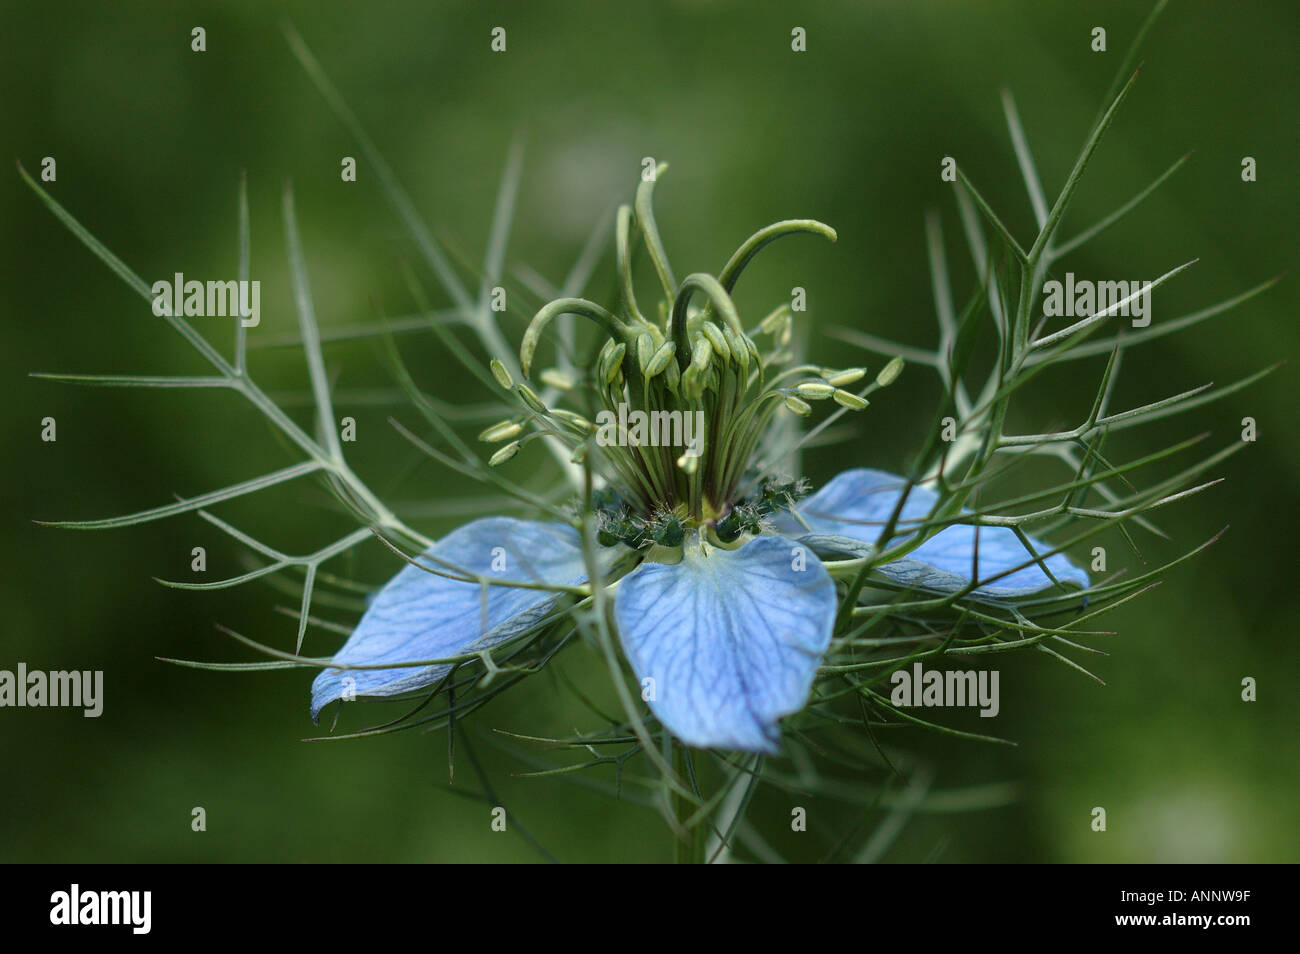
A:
3 0 1296 862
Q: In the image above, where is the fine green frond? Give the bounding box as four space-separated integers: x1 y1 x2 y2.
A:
29 373 233 388
1051 150 1192 259
282 182 342 461
1001 89 1049 228
36 460 324 530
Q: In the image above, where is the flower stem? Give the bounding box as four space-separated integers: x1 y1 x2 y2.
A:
672 745 704 864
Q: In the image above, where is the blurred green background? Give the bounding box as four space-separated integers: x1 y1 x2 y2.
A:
3 0 1296 862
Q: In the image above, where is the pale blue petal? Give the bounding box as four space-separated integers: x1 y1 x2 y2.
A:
311 517 590 721
775 468 1089 598
614 536 836 753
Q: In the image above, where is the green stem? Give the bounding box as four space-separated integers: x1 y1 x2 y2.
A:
672 745 704 864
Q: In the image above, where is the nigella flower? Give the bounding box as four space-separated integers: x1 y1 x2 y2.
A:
312 167 1089 753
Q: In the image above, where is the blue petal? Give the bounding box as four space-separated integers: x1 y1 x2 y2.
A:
614 536 836 753
775 468 1089 598
311 517 590 722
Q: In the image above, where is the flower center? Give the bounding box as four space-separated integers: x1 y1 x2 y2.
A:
477 164 884 542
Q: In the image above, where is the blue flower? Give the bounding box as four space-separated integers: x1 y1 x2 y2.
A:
311 176 1090 753
311 467 1087 753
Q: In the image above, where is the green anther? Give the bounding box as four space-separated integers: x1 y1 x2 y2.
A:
539 368 574 390
775 315 793 348
599 340 627 386
758 303 791 335
478 419 522 442
662 356 680 391
516 383 548 415
876 356 905 387
676 450 700 473
670 273 744 369
550 408 594 433
636 331 656 372
689 336 713 375
794 381 836 399
680 365 703 399
488 441 520 466
645 340 677 377
827 367 867 387
700 321 731 361
490 358 514 390
570 443 588 464
783 394 813 416
832 389 869 410
722 323 751 373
